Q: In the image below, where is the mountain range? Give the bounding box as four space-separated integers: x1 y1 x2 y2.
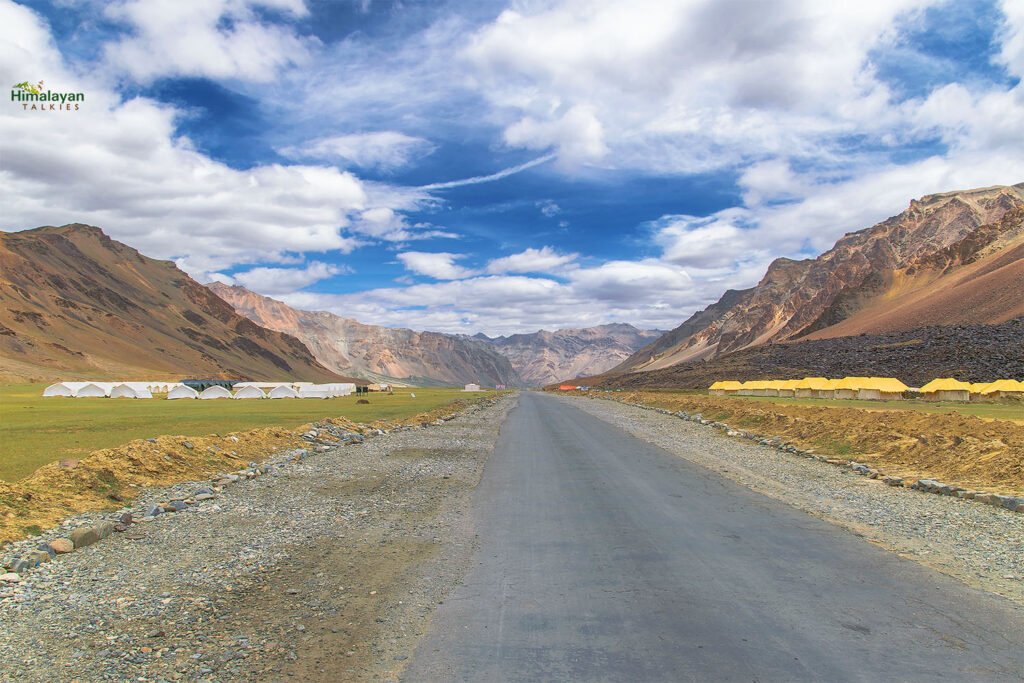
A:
0 224 346 383
209 283 660 387
3 182 1019 388
611 183 1024 377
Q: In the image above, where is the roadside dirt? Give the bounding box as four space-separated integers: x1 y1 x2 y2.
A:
607 391 1024 495
0 398 487 545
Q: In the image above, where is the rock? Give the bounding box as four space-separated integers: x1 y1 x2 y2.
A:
974 493 999 505
70 527 101 549
145 504 163 517
114 523 129 532
7 558 31 573
58 458 80 469
194 487 214 496
26 549 51 565
166 500 189 512
0 572 20 583
147 629 166 638
182 441 194 450
194 493 216 501
36 542 56 558
146 438 157 443
49 538 74 553
119 511 133 525
96 521 115 539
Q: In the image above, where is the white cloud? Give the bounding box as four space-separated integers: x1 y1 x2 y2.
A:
278 131 435 171
102 0 315 83
0 1 413 285
485 246 576 274
464 0 936 171
397 251 477 280
228 261 347 295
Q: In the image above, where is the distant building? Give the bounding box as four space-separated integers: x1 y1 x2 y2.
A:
464 383 481 392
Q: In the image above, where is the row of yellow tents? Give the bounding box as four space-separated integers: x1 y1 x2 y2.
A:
708 377 1024 402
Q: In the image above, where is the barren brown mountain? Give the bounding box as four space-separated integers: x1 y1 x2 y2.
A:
479 324 663 386
615 183 1024 375
207 283 524 387
0 224 347 383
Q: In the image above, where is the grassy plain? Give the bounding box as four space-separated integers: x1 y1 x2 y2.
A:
628 389 1024 422
0 383 494 481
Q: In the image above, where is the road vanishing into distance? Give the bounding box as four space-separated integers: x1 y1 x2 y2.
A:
403 391 1024 682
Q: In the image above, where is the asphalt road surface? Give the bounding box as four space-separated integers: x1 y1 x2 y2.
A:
402 392 1024 682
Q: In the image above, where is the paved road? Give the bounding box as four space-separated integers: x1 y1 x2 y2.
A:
403 392 1024 682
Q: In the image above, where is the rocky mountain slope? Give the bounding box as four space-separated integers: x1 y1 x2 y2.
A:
615 183 1024 374
580 317 1023 390
207 283 524 388
478 324 663 386
0 225 347 383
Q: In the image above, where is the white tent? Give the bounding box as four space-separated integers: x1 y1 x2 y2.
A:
464 383 481 392
268 385 299 399
75 383 109 398
298 387 330 399
167 385 199 400
110 383 153 399
42 381 90 397
233 385 266 399
199 385 233 400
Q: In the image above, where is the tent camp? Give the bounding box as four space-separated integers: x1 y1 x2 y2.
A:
199 385 233 400
919 378 971 402
268 385 299 399
979 379 1024 398
167 385 199 399
794 378 828 398
856 377 908 401
233 385 266 399
110 383 153 399
834 377 868 400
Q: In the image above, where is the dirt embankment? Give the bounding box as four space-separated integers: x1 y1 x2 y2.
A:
604 392 1024 495
0 399 485 545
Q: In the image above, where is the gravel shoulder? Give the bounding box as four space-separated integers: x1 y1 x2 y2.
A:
563 394 1024 606
0 394 517 682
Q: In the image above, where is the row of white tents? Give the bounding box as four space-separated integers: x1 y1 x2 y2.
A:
42 381 356 400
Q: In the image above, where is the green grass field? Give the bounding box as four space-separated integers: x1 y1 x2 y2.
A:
0 383 496 482
627 389 1023 421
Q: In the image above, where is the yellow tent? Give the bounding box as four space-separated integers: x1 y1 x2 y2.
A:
738 380 757 396
919 378 971 402
777 379 801 397
980 379 1024 398
794 377 828 398
814 378 840 399
834 377 869 400
763 379 787 397
718 380 743 395
708 381 723 394
749 380 771 396
857 377 909 400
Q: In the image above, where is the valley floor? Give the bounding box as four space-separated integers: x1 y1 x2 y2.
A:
0 396 516 681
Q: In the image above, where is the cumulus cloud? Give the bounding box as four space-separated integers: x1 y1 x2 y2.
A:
485 246 576 274
102 0 315 83
0 2 424 286
227 261 348 295
397 251 477 280
278 131 435 171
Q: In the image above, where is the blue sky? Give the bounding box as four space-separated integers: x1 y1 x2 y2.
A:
2 0 1022 335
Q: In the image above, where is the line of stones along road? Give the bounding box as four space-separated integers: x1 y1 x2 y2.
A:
0 399 499 588
614 398 1024 514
